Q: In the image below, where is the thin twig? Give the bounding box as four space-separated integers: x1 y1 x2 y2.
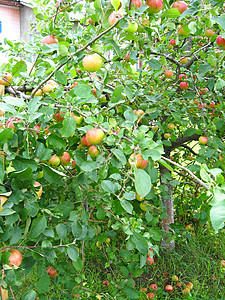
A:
9 286 16 300
101 206 125 224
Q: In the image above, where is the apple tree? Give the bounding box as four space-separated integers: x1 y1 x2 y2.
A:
0 0 225 298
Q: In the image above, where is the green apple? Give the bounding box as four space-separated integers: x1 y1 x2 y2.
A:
124 21 138 33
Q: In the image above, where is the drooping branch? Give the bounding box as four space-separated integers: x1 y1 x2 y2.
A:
164 134 200 154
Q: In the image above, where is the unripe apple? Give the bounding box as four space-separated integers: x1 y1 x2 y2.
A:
182 288 190 295
81 136 92 147
111 0 122 10
108 12 122 25
124 21 138 33
71 113 83 125
164 133 171 139
171 1 188 13
0 72 13 86
34 181 43 199
42 35 58 45
146 293 155 299
152 125 158 131
172 275 179 282
216 35 225 48
89 18 95 25
180 57 188 64
178 26 189 36
34 89 42 96
165 70 173 78
180 81 189 90
146 0 163 13
60 152 70 165
47 266 57 277
199 136 208 145
133 109 144 121
149 284 158 291
129 153 148 169
82 54 103 72
176 282 182 288
86 128 105 144
168 123 175 130
49 155 61 167
179 73 187 80
170 39 176 46
165 285 173 292
105 237 110 244
9 249 22 267
88 145 100 158
131 0 142 8
205 29 215 38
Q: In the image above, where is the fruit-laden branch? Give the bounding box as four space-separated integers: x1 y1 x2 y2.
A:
161 156 210 190
150 51 181 67
31 17 124 98
164 134 200 154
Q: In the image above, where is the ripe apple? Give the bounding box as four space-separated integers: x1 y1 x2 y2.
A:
0 72 13 86
216 35 225 48
9 249 22 267
170 39 176 46
171 1 188 13
205 29 215 38
149 284 158 291
42 35 58 45
176 282 182 288
86 128 105 144
82 54 103 72
105 237 110 244
88 145 100 158
6 117 22 131
129 153 148 169
71 160 76 167
209 100 215 108
165 70 173 78
102 280 109 287
180 82 189 90
34 181 43 199
124 21 138 33
168 123 175 130
146 0 163 13
180 57 188 64
133 109 144 121
146 257 155 265
108 12 122 25
186 282 193 290
199 136 208 145
125 53 130 61
81 136 92 147
146 293 155 299
49 155 61 167
178 25 189 36
179 73 187 80
131 0 142 8
54 111 65 122
47 266 57 277
165 285 173 292
164 133 171 139
0 196 8 213
182 288 190 295
89 18 95 25
172 275 179 282
72 82 78 88
60 152 70 165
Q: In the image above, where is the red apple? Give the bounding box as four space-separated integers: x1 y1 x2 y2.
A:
89 18 95 25
9 249 22 267
168 123 175 130
72 82 78 88
60 152 70 165
171 1 188 13
146 0 163 13
125 53 130 61
205 29 215 38
49 155 61 167
149 284 158 291
131 0 142 8
170 39 176 46
129 153 148 169
180 81 189 90
86 128 105 144
34 181 43 199
82 54 103 72
81 136 92 147
0 72 13 86
146 293 155 298
178 26 189 36
182 288 190 295
165 285 173 292
199 136 208 145
102 280 109 287
186 282 193 290
47 266 57 277
152 125 158 131
179 73 187 80
146 257 155 265
108 12 122 25
42 35 58 45
209 100 215 108
165 70 173 78
133 109 144 120
71 160 76 167
176 282 182 288
88 145 100 158
164 133 171 139
54 111 65 122
6 117 22 131
216 35 225 48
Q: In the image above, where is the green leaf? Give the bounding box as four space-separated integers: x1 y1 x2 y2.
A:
123 285 139 299
36 142 52 161
210 200 225 233
114 149 127 165
22 290 37 300
120 200 133 214
200 167 211 183
211 16 225 31
73 257 83 271
73 84 92 98
161 8 180 18
67 246 79 261
12 61 27 76
3 95 26 108
0 208 16 216
80 161 98 172
0 156 4 183
55 70 67 85
30 216 47 238
47 134 66 149
148 59 161 70
101 180 116 194
134 169 151 198
56 223 67 239
36 274 50 294
132 232 148 255
61 117 76 137
215 79 225 90
13 157 37 172
43 165 65 184
124 110 138 122
11 166 33 180
0 128 14 143
28 97 41 114
158 159 173 172
71 220 82 238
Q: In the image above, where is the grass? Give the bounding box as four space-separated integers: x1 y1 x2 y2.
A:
11 226 225 300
